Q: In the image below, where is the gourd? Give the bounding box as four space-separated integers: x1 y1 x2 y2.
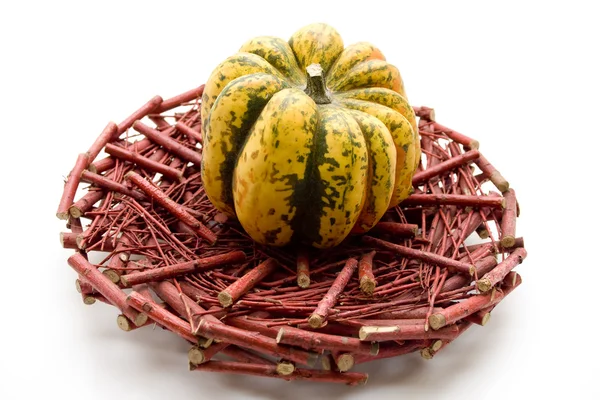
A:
201 23 420 249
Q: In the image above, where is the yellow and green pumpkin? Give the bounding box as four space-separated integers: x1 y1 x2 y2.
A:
201 23 420 249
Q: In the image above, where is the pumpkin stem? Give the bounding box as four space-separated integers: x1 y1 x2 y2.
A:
304 63 332 104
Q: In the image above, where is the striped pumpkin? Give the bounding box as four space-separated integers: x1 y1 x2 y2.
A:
201 23 420 249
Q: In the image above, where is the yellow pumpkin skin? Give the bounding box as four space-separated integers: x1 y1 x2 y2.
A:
201 23 420 248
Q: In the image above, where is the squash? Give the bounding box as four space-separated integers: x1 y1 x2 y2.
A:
201 23 420 249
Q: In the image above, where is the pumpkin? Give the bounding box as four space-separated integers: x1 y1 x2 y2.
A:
201 23 420 249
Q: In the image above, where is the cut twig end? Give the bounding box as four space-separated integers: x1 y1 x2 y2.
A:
134 312 149 327
469 140 480 150
297 274 310 289
218 292 233 308
431 340 443 352
120 276 131 288
276 361 295 376
335 353 355 372
188 347 205 365
123 170 136 180
275 328 285 344
68 205 84 219
477 278 493 293
359 276 376 296
428 314 447 331
321 354 332 371
481 313 491 326
117 315 132 331
56 211 70 220
75 279 82 293
421 348 434 360
501 235 516 248
308 314 324 329
102 269 120 284
490 172 510 193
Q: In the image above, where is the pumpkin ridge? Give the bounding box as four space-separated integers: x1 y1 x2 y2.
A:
202 73 290 215
334 89 417 133
326 42 386 88
201 52 285 134
289 102 325 247
239 36 305 85
329 59 404 96
233 88 317 246
334 88 420 168
337 97 416 207
306 105 367 248
288 23 344 74
347 109 397 233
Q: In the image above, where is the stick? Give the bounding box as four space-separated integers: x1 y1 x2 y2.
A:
474 153 509 192
332 352 354 372
126 291 197 343
354 341 422 365
441 255 497 293
88 157 115 174
464 306 493 326
132 121 202 166
371 222 418 237
276 326 378 356
69 190 105 218
362 236 474 275
358 324 460 341
413 106 436 121
189 361 368 385
401 193 504 209
412 149 480 186
121 251 246 287
218 258 278 307
358 251 377 295
117 95 163 135
226 316 280 339
309 258 358 328
296 250 311 288
86 122 118 163
429 273 522 330
75 278 97 305
477 248 527 292
57 153 89 219
432 121 479 149
81 170 146 201
194 319 319 367
150 280 223 325
105 143 184 182
155 85 204 113
500 188 518 247
374 306 443 320
221 345 274 365
125 171 216 243
117 314 155 332
175 122 203 144
188 342 230 365
67 253 147 326
60 232 79 249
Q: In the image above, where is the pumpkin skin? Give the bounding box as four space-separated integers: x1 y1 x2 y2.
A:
201 23 420 249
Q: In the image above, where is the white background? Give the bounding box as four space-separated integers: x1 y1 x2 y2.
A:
1 1 598 399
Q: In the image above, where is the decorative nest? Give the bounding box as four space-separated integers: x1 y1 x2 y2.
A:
57 85 526 386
